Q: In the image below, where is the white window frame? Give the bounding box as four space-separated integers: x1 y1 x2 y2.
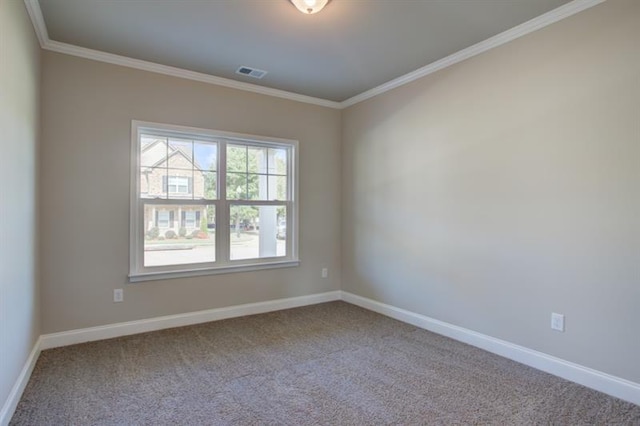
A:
130 120 299 282
168 176 189 195
184 210 197 229
157 210 170 229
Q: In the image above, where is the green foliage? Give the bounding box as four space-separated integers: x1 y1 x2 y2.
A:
225 145 288 233
204 173 216 200
178 227 187 237
200 215 208 232
165 230 177 239
226 145 259 200
146 227 160 239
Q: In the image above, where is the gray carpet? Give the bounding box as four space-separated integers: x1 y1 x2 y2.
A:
11 301 640 425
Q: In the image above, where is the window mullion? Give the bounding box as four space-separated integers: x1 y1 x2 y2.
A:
165 136 169 200
131 122 298 281
245 146 249 200
191 139 195 201
217 140 229 264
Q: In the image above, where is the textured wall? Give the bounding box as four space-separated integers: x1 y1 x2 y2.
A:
40 52 341 333
342 0 640 382
0 0 41 413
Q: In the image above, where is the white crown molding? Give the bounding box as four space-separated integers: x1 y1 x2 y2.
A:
23 0 604 110
340 291 640 406
43 40 342 109
339 0 606 108
23 0 48 48
22 2 340 109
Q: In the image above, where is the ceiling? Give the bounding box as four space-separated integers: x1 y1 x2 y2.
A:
37 0 573 103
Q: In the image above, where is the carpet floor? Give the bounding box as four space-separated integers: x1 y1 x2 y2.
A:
11 301 640 425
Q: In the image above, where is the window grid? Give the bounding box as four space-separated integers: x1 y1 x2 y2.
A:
131 121 298 282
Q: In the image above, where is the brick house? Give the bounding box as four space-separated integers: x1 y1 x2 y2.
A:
140 138 210 237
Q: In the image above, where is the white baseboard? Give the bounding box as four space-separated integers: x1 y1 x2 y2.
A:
2 291 341 423
5 289 637 425
40 291 341 350
340 291 640 406
0 337 41 426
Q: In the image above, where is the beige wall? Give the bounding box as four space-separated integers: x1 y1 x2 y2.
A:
0 0 41 411
40 52 341 333
342 0 640 382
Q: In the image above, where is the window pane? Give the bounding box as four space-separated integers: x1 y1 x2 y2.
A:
141 167 167 199
269 148 287 175
256 174 268 200
144 204 216 267
227 145 247 173
167 138 193 169
268 175 287 200
247 174 261 200
230 205 286 260
194 171 217 200
185 211 197 228
194 142 217 171
227 172 247 200
248 146 267 173
167 169 193 199
140 135 168 167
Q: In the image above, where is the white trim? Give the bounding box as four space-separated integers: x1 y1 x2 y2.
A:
23 0 339 109
23 0 604 109
46 38 341 109
40 291 341 350
23 0 48 48
130 120 300 280
340 291 640 406
3 290 638 423
0 337 41 426
129 260 301 282
340 0 606 107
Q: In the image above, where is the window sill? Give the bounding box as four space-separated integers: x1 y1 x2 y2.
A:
129 260 300 283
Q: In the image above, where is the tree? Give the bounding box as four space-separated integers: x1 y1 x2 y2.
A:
223 145 287 237
200 214 208 233
227 146 259 237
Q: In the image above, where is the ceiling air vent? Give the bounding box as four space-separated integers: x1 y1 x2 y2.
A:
236 66 268 79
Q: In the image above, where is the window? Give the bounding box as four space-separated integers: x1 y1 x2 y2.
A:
184 211 197 229
130 121 299 281
157 210 170 228
166 176 191 195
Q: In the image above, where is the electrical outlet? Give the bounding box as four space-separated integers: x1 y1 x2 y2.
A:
551 313 564 332
114 289 124 303
321 268 328 278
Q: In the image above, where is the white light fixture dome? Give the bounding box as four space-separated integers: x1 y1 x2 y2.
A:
289 0 331 15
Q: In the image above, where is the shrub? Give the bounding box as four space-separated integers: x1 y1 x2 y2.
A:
146 227 160 240
186 235 193 240
165 230 177 239
195 231 208 239
200 215 208 232
190 229 200 238
158 235 165 241
178 227 187 238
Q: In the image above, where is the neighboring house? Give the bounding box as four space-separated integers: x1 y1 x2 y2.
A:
140 139 210 237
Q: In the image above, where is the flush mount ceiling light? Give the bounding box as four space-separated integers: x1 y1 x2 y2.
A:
289 0 331 15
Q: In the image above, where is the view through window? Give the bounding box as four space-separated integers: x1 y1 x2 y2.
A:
131 122 298 280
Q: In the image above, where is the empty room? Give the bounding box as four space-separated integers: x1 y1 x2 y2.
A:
1 0 639 424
